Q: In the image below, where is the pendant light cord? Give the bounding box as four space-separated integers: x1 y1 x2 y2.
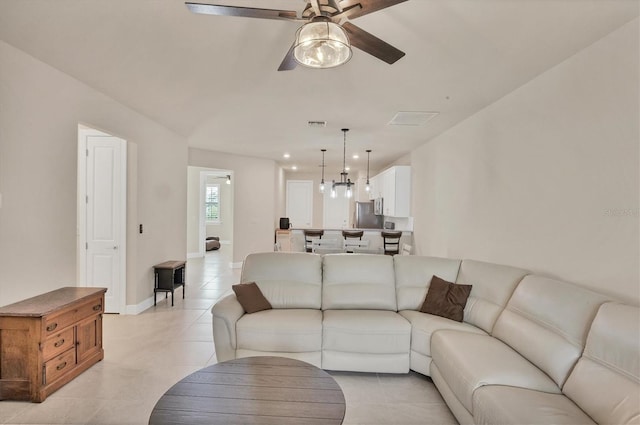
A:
342 128 349 183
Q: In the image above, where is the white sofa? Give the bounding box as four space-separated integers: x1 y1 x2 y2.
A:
211 252 640 425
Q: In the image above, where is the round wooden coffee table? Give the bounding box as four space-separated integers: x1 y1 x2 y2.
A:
149 356 346 425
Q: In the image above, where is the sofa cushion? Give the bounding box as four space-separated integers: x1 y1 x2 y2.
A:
492 275 608 387
322 254 397 310
322 309 411 373
420 276 472 322
394 256 461 311
323 310 411 354
563 303 640 425
456 260 529 333
236 309 322 353
232 282 272 314
431 330 560 414
399 310 487 358
473 386 596 425
241 252 322 309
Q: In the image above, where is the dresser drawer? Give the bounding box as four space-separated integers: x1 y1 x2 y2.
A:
43 296 104 337
44 348 76 385
42 328 75 361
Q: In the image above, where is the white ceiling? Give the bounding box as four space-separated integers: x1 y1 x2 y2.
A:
0 0 637 175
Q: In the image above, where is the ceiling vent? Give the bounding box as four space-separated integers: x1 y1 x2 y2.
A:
389 111 439 126
308 120 327 128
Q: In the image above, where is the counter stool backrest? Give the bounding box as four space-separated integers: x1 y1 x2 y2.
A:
342 230 364 240
342 230 365 253
381 231 402 255
304 229 324 253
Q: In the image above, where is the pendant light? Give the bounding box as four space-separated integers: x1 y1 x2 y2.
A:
331 128 353 198
365 150 372 192
319 149 326 193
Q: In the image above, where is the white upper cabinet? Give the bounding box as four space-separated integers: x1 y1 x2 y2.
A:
379 166 411 217
368 174 383 200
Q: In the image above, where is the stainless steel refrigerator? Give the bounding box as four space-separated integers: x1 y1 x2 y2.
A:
355 201 384 229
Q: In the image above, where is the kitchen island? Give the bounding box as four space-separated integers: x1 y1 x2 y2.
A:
276 229 413 254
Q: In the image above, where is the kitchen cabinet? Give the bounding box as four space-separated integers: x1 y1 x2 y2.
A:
380 166 411 217
368 174 383 200
0 287 106 402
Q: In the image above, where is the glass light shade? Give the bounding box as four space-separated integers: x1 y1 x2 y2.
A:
345 186 353 198
319 181 325 193
365 182 370 192
293 20 352 69
331 187 337 198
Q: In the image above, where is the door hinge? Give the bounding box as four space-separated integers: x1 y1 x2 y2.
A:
86 242 88 250
86 195 89 204
86 149 89 157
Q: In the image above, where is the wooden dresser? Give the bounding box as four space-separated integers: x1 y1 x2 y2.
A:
0 287 106 402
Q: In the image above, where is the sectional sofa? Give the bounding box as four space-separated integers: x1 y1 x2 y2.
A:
211 252 640 425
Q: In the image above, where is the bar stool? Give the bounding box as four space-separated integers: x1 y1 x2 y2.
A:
303 229 324 253
381 231 402 255
342 230 364 253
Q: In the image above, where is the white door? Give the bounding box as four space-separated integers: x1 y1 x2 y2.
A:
323 186 351 229
83 133 126 313
286 180 313 229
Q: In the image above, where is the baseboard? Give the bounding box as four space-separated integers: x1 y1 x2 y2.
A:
125 296 155 315
229 261 243 269
187 251 202 259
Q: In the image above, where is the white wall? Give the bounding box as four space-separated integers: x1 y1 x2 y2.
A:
411 19 639 304
186 166 201 255
188 148 276 265
0 41 187 308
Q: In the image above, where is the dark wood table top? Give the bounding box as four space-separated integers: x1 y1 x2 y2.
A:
153 260 186 270
149 356 345 425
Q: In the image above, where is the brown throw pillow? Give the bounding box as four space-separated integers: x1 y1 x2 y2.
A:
420 276 472 322
232 282 272 314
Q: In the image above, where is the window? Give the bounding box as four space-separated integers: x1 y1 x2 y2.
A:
205 184 220 223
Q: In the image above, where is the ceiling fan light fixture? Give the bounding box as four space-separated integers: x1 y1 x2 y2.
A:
293 18 352 69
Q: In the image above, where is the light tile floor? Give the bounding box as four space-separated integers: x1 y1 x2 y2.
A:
0 246 457 425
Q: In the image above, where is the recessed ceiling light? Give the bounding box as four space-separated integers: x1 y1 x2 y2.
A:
308 121 327 128
292 165 298 170
352 154 359 159
283 153 290 159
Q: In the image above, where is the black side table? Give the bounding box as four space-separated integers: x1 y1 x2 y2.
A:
153 260 186 306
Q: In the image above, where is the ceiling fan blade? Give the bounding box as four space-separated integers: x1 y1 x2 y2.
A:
309 0 322 17
336 0 408 20
342 22 405 64
185 2 302 21
278 44 298 71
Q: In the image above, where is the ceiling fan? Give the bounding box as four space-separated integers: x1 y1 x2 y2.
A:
185 0 408 70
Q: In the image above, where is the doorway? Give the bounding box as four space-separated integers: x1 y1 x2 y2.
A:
187 167 234 258
77 125 127 314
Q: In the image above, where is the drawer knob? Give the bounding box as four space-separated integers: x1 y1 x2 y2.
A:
46 323 58 332
56 361 67 371
93 305 102 311
54 339 65 348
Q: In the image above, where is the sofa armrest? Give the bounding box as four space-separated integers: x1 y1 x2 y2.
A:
211 293 245 362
